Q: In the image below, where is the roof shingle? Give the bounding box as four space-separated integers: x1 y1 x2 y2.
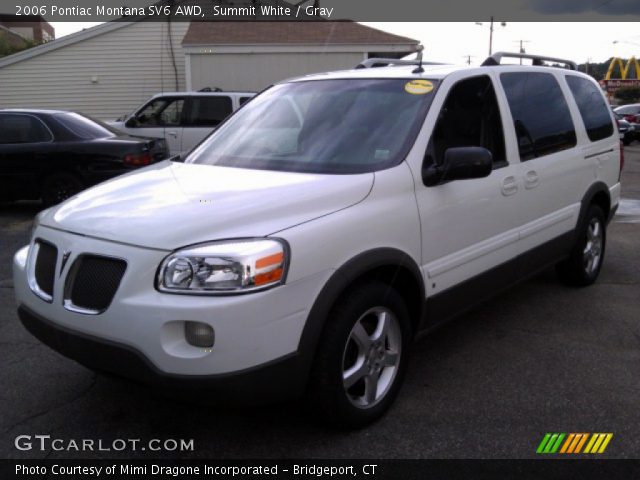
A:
182 21 418 46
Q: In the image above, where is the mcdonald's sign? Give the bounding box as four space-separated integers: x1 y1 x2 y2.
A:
602 57 640 94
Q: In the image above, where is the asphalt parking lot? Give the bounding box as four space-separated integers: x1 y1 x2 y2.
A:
1 147 639 460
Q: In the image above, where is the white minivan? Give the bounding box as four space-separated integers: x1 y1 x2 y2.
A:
108 91 254 156
14 53 622 427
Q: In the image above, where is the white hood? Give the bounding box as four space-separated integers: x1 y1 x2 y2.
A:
40 161 374 250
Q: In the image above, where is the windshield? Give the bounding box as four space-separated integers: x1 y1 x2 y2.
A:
187 78 438 174
54 112 119 139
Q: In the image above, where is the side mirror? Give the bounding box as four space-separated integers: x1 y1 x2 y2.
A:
423 147 493 186
124 117 137 128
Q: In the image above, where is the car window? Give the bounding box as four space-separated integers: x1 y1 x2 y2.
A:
239 96 252 106
53 112 117 139
426 75 506 168
566 76 614 142
0 114 52 144
500 72 577 161
185 96 232 127
135 98 184 127
252 97 302 129
187 79 438 174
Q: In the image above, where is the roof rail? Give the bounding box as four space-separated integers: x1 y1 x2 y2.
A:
356 45 446 72
482 52 577 70
356 58 446 69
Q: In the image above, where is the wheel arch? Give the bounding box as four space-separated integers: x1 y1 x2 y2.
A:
580 182 611 226
296 248 425 378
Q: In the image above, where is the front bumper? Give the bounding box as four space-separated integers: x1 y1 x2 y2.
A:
18 305 306 402
13 227 332 393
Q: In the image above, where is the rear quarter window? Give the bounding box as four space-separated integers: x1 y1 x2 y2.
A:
500 72 577 161
186 96 232 127
565 75 614 142
0 114 52 144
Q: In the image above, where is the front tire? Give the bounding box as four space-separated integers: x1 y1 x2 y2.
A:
306 281 412 428
556 204 606 286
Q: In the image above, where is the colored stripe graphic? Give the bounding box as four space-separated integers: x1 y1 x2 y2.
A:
537 433 565 454
538 433 613 454
584 433 614 454
537 434 552 454
574 433 589 454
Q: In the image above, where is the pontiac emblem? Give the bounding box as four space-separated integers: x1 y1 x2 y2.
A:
60 251 71 276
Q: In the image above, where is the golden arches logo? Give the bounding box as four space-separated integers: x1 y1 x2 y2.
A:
605 57 640 80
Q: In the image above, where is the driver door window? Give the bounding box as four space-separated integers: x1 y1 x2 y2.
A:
135 98 184 127
426 75 506 169
129 97 185 155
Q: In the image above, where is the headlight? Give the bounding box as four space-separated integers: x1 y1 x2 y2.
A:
157 238 288 294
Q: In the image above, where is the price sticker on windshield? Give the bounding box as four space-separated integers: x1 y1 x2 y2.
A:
405 80 434 95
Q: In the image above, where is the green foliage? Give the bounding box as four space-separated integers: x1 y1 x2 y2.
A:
615 86 640 104
577 58 614 82
577 58 639 82
0 35 37 58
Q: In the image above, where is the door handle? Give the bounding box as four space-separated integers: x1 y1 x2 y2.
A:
524 170 539 189
167 131 178 138
501 176 518 196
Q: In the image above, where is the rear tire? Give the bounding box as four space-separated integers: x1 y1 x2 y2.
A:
42 172 83 207
306 281 412 428
556 204 606 287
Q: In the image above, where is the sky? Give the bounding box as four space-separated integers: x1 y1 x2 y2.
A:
51 21 640 66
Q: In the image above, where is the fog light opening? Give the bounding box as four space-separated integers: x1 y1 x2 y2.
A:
184 321 215 348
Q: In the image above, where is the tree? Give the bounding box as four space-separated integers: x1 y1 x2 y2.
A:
0 35 36 58
615 86 640 104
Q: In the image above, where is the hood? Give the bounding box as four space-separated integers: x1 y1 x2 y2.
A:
41 161 374 250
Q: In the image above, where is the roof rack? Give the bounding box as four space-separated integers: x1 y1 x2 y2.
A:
482 52 577 70
356 45 446 72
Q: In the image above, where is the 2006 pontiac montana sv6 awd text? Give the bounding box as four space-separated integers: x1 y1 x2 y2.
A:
14 52 622 427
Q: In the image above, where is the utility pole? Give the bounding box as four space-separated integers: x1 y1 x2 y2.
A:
513 40 531 64
476 19 506 56
462 55 475 65
489 17 494 56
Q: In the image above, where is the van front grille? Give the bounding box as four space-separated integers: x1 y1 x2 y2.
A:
66 255 127 313
34 241 57 298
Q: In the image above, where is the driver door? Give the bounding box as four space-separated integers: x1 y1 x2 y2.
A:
413 74 524 320
125 96 185 155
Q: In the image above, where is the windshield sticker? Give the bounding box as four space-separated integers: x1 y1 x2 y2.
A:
405 80 434 95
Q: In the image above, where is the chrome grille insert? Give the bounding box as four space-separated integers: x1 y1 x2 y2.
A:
27 240 57 302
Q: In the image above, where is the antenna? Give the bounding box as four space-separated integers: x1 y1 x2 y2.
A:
413 45 425 73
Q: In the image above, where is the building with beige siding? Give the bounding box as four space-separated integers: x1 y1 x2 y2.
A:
0 21 418 120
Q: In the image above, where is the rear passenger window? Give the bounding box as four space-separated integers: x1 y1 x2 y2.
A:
0 114 52 144
501 72 576 161
566 76 614 142
426 75 506 168
186 97 232 127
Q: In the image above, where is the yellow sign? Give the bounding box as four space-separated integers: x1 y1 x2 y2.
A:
404 80 434 95
605 57 640 80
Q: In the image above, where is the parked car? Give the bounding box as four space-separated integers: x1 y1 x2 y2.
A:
613 103 640 124
14 53 621 427
0 110 168 206
613 111 637 145
107 91 255 156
